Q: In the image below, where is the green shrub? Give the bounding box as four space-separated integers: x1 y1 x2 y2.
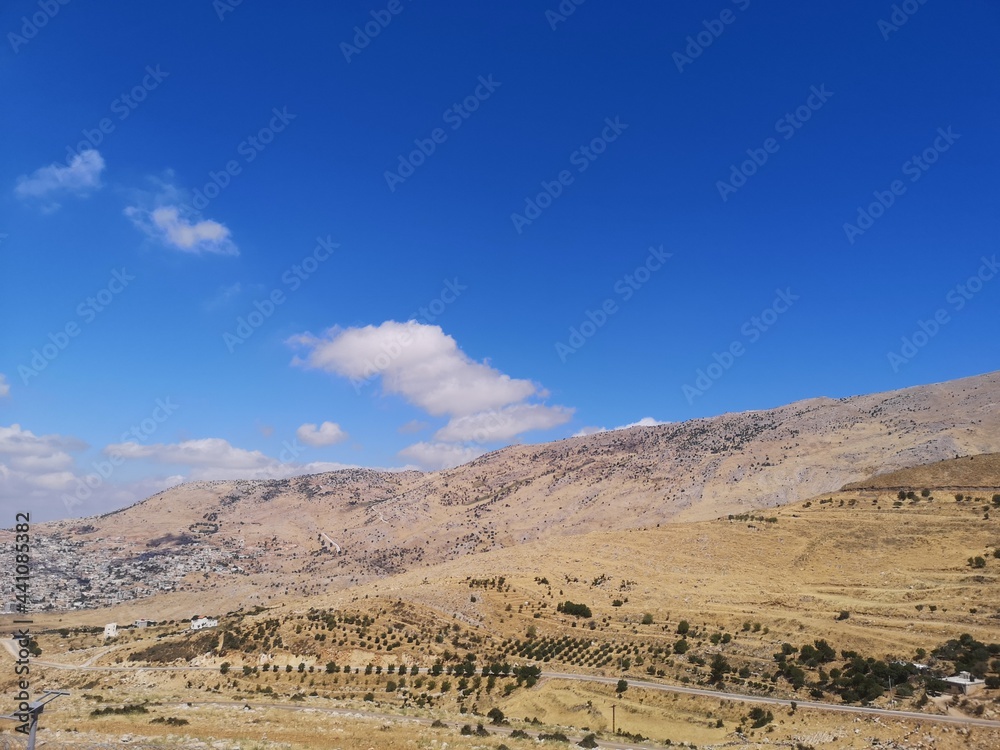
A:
557 601 593 618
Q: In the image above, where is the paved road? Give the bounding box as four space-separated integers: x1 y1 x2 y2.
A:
543 671 1000 729
9 640 1000 731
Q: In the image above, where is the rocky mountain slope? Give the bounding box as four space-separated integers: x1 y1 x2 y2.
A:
11 369 1000 615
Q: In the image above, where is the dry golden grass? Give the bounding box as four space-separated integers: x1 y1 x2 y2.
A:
844 452 1000 490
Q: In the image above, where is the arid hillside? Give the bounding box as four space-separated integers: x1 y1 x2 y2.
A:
10 369 1000 616
10 449 1000 750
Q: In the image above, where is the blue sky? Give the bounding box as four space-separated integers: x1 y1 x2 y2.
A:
1 0 998 520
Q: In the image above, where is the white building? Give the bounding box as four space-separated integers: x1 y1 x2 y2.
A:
943 671 986 695
190 616 218 630
103 622 118 639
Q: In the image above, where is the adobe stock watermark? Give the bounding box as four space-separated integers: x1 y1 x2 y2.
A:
7 0 72 53
350 278 467 393
842 126 959 245
555 245 672 363
223 236 339 353
887 255 997 372
716 84 833 202
63 65 170 165
509 116 628 234
18 268 135 385
277 436 308 464
340 0 410 63
878 0 929 41
384 75 502 192
180 107 296 213
546 0 587 31
61 397 179 514
673 0 751 73
213 0 245 21
681 288 799 403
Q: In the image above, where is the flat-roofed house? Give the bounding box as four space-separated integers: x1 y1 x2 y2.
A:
943 671 986 695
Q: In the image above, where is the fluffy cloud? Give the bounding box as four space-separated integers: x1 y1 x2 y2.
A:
104 436 359 480
124 175 237 255
0 423 162 521
0 424 79 511
126 205 237 255
434 403 573 443
15 149 105 208
0 374 9 398
398 442 486 471
296 421 348 447
290 321 574 471
289 321 537 417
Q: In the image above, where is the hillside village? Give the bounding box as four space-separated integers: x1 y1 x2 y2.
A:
9 531 256 611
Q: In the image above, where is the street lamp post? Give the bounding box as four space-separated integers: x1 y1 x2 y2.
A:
1 690 70 750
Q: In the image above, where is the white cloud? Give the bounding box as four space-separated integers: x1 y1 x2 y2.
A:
15 149 105 208
104 436 360 480
398 442 486 471
291 321 574 465
289 321 537 417
434 403 573 444
125 175 237 255
0 424 83 466
296 421 348 447
0 374 9 398
617 417 669 429
0 424 98 520
126 205 237 256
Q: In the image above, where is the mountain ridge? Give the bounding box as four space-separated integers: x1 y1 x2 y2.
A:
9 369 1000 614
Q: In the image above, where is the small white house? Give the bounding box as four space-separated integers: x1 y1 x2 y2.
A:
943 671 986 695
190 616 218 631
134 618 152 628
103 622 118 639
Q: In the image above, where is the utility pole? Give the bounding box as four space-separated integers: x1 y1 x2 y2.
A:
612 703 616 733
1 690 70 750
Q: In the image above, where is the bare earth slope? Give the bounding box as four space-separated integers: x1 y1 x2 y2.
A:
843 452 1000 491
10 444 1000 750
11 369 1000 615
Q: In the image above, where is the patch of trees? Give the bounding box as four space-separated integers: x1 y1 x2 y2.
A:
727 513 778 523
746 706 773 728
557 601 592 618
932 633 1000 678
512 664 542 687
127 632 216 663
